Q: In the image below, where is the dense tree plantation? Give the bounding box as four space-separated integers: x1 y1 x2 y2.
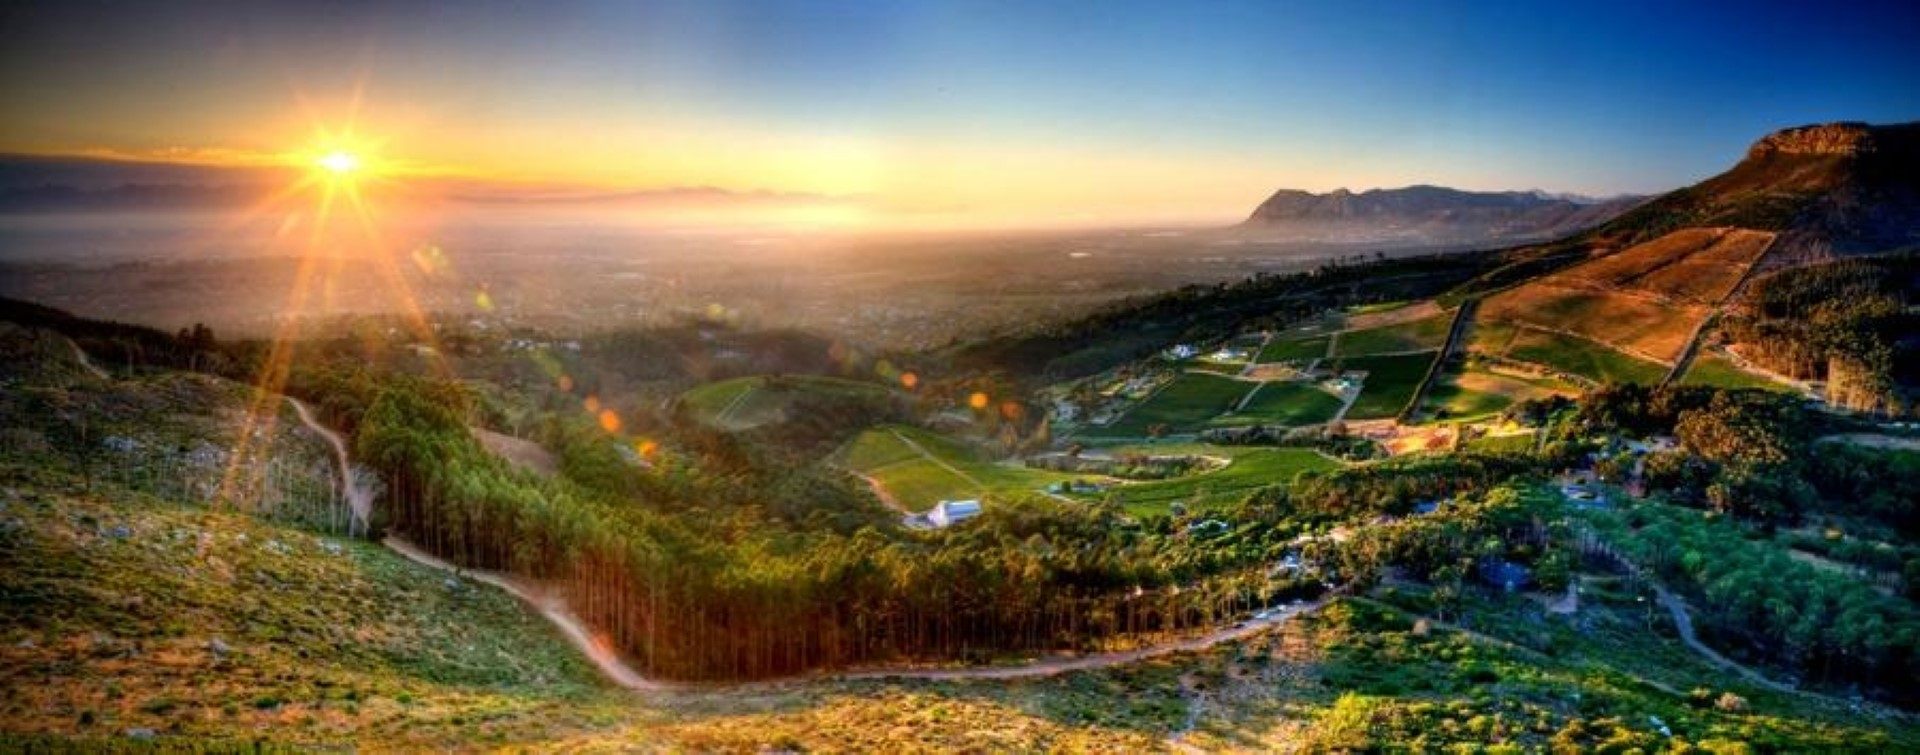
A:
1720 255 1918 416
337 373 1387 680
1563 382 1920 701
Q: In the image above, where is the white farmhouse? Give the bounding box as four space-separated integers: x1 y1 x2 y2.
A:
928 499 983 528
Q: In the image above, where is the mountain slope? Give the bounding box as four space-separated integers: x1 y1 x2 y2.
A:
1459 121 1920 398
1243 184 1641 246
1601 121 1920 264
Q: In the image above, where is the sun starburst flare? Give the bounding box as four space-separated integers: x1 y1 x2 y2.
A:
217 116 452 506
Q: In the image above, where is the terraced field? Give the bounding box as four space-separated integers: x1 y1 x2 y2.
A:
1334 352 1438 420
1559 228 1774 303
1217 382 1345 427
1344 299 1444 330
1476 228 1774 366
1102 372 1257 435
1479 286 1700 363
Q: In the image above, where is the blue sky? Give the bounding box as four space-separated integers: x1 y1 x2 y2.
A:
2 0 1916 224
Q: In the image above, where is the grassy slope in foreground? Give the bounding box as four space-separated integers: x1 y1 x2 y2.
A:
11 477 1900 751
0 468 620 748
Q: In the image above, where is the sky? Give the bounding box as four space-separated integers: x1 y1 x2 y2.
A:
3 0 1918 228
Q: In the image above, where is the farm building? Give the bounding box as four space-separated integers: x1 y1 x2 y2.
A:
928 499 983 528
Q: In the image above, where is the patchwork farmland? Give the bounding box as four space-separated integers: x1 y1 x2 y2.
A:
1101 372 1256 435
1333 351 1439 420
1474 227 1774 379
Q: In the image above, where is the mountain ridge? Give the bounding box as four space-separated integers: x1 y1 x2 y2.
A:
1241 184 1644 246
1595 120 1920 264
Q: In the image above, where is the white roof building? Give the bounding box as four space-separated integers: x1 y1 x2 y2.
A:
928 499 983 528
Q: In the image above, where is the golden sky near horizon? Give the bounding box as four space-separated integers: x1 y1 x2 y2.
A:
6 2 1917 230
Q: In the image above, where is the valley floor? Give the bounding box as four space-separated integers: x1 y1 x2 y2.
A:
4 470 1913 751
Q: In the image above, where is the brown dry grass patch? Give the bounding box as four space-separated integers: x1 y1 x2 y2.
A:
1480 285 1702 362
1479 227 1772 363
1557 227 1772 304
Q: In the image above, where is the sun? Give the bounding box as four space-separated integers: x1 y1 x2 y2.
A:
317 150 361 175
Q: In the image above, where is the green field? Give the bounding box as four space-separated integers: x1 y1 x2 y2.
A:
1103 372 1257 435
837 425 1085 511
1465 431 1537 455
1256 336 1330 363
1335 352 1438 420
1334 315 1451 357
681 374 895 429
1680 353 1793 392
1215 381 1344 427
681 375 761 419
1422 366 1577 422
1086 446 1340 514
1425 382 1511 420
1347 300 1412 315
1509 331 1666 386
1183 359 1246 375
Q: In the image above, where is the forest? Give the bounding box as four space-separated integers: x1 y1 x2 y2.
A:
9 269 1916 702
337 371 1368 679
1719 254 1918 416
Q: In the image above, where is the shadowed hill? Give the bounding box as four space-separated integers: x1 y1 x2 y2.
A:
1600 121 1920 263
1244 184 1642 246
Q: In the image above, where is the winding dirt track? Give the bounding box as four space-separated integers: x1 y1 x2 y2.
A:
380 536 667 691
285 392 1323 691
284 398 371 535
65 337 110 380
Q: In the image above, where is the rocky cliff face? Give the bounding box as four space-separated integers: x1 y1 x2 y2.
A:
1748 122 1882 158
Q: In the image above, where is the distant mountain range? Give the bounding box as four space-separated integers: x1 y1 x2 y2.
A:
1241 184 1645 247
0 154 847 212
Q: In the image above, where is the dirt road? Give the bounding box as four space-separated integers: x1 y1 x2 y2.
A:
288 391 1326 691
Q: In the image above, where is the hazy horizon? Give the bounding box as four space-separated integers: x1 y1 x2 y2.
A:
5 1 1918 230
